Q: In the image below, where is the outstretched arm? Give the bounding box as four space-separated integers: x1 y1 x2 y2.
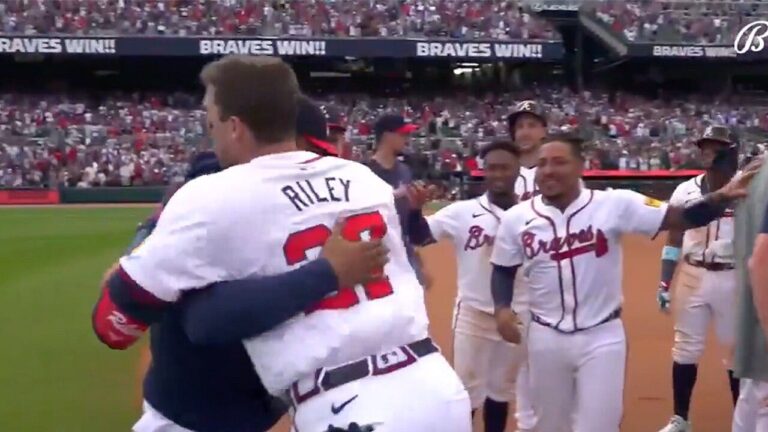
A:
659 190 732 232
660 163 762 232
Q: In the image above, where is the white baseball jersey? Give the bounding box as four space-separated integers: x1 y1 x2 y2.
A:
120 151 429 394
669 174 735 264
490 188 668 332
427 193 527 314
515 166 539 202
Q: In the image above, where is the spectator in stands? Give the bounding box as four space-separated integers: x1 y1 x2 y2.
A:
2 87 768 187
0 0 559 40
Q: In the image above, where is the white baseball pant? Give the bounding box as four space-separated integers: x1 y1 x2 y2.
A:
527 318 626 432
290 345 471 432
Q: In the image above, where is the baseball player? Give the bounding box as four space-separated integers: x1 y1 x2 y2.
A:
367 113 436 284
93 93 388 432
506 99 548 431
657 125 742 432
489 133 759 432
508 100 546 202
425 140 521 432
114 55 471 432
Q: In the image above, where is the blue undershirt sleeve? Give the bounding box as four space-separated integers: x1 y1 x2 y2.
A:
180 259 339 345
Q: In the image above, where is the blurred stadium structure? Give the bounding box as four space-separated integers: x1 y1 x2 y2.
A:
1 0 768 202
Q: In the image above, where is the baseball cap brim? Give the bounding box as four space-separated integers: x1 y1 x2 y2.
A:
306 135 339 156
695 137 731 147
396 124 418 134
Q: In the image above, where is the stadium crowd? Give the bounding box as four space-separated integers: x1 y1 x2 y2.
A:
591 0 767 44
0 0 558 40
5 0 765 45
2 88 767 188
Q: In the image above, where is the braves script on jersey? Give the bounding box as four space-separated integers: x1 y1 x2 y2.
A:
670 174 735 264
427 193 527 315
491 188 668 331
120 151 429 394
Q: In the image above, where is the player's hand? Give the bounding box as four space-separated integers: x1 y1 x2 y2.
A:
657 282 671 313
322 219 390 287
717 159 763 200
406 181 433 209
494 308 522 344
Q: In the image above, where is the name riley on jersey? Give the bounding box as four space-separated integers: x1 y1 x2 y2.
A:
281 176 352 211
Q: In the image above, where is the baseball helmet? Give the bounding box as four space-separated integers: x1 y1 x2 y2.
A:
507 100 547 134
695 125 739 172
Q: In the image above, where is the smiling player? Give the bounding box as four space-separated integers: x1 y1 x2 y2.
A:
425 140 522 432
490 133 760 432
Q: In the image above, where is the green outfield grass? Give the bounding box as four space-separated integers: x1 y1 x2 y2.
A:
0 207 153 432
0 202 450 432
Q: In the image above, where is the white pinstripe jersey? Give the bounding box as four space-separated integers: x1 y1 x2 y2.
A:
491 188 668 331
428 193 529 314
669 174 735 264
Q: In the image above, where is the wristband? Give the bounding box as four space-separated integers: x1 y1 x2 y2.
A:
661 245 681 261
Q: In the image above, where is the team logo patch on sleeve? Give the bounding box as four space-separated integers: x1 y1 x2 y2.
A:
643 196 664 208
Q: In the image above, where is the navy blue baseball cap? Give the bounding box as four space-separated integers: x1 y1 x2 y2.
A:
297 95 338 156
374 114 418 141
186 151 221 181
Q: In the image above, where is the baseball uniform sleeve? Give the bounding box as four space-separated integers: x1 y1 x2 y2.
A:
490 208 524 267
118 178 228 302
611 189 669 237
426 202 461 241
668 181 688 207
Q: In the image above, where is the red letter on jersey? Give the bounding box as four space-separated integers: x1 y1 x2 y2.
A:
283 211 394 313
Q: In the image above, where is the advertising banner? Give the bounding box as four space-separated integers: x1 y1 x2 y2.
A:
0 35 564 60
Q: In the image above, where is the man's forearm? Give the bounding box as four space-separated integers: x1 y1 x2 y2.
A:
662 191 729 232
491 264 519 310
659 245 681 288
180 259 340 345
407 209 436 247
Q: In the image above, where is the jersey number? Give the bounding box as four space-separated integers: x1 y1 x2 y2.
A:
282 211 394 313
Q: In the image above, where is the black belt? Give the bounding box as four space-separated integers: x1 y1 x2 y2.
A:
684 256 734 272
531 308 622 334
290 338 438 405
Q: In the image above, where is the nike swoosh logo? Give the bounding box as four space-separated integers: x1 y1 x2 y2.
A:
331 395 358 415
525 218 536 225
472 213 484 218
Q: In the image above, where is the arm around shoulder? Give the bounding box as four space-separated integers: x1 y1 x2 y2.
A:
180 258 340 344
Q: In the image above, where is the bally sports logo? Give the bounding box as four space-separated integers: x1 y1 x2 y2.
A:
734 21 768 54
522 225 608 261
